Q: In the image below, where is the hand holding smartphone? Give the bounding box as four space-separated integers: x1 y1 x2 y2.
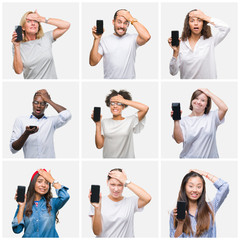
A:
93 107 101 122
172 103 181 120
17 186 26 203
177 201 186 220
29 126 37 130
90 185 100 203
96 20 104 35
171 31 179 47
15 26 23 42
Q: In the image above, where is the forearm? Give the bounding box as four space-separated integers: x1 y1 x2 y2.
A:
90 39 101 66
48 100 66 113
95 125 104 149
127 182 151 204
204 172 219 183
17 207 24 224
174 222 184 238
133 21 151 43
173 121 183 143
12 131 30 151
92 209 102 235
13 46 23 74
208 92 228 112
41 17 70 29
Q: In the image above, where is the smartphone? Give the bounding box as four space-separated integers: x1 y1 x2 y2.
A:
17 186 26 203
15 25 23 42
177 201 186 220
29 126 37 129
171 31 179 47
172 103 181 120
96 20 104 35
93 107 101 122
91 185 100 203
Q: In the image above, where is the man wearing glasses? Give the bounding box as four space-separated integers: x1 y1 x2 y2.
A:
10 89 71 158
89 9 151 79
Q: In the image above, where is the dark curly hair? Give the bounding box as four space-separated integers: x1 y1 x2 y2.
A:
181 9 212 41
25 173 59 223
105 89 132 108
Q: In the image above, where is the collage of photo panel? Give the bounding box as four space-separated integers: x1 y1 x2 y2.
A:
0 0 239 239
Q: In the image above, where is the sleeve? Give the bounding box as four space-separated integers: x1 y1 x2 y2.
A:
53 110 72 129
210 178 229 214
210 17 230 46
169 56 180 76
45 30 56 43
52 185 70 211
132 196 144 213
169 211 184 238
10 118 23 154
12 205 25 234
98 39 104 56
133 33 140 48
212 110 225 127
88 204 95 217
132 112 145 134
179 118 186 142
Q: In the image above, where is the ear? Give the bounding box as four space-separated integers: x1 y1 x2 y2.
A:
106 180 109 186
112 19 115 26
45 104 48 109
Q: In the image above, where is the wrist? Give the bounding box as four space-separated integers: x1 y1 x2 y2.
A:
124 179 131 187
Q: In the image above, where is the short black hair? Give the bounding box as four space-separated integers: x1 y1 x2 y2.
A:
113 9 128 20
105 89 132 108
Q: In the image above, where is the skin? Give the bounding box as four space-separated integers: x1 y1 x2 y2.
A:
91 94 149 149
171 88 228 144
89 9 150 66
89 170 151 236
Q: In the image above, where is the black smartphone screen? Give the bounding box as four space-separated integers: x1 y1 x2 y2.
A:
17 186 26 203
96 20 103 35
29 126 37 129
171 30 179 47
172 103 181 120
177 201 186 220
93 107 101 122
91 185 100 203
15 25 23 42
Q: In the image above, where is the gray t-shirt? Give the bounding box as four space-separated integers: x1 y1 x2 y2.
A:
12 31 57 79
98 33 139 79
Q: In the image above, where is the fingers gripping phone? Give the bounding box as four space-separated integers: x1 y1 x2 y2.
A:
91 185 100 203
15 25 23 42
172 103 181 120
171 31 179 47
30 126 37 130
96 20 104 35
93 107 101 122
177 201 186 220
17 186 26 202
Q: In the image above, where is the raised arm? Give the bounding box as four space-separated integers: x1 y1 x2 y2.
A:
27 10 70 40
198 88 228 121
117 10 151 46
12 31 23 74
171 111 184 143
111 95 149 121
108 170 151 208
91 113 104 149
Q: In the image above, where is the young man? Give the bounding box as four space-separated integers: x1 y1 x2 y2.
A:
89 9 151 79
10 89 71 158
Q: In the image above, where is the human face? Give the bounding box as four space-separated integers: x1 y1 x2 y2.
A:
23 14 39 35
185 176 203 201
110 99 124 117
191 93 208 114
108 178 124 199
35 175 49 196
32 95 47 118
113 15 129 37
189 16 203 36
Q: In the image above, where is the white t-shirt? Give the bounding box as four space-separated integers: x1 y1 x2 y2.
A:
98 33 139 79
13 31 57 79
89 196 143 238
101 113 145 158
169 18 230 79
179 110 224 158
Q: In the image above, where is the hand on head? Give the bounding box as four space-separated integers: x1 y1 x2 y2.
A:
108 170 127 185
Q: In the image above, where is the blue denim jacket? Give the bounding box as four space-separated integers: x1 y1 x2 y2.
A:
12 186 70 238
169 179 229 238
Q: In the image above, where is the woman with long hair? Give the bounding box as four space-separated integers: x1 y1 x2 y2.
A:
11 10 70 79
12 169 69 237
168 9 230 79
171 88 228 158
89 168 151 237
91 89 149 158
170 169 229 237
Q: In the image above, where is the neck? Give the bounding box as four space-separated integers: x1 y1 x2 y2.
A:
34 193 42 201
108 194 123 202
32 112 44 119
189 33 201 42
25 33 37 41
112 115 124 120
190 111 204 117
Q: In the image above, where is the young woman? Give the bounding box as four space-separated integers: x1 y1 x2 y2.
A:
91 89 149 158
12 10 70 79
170 169 229 237
171 88 228 158
89 168 151 237
168 9 230 79
12 169 69 237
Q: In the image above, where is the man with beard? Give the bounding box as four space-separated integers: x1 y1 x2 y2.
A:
10 89 71 158
89 9 151 79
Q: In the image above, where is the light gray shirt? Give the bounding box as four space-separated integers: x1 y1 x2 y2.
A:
12 31 57 79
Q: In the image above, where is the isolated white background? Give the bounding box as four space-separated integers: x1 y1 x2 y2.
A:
82 160 158 238
2 2 79 79
161 2 238 79
161 160 238 238
2 160 79 238
81 2 158 79
81 81 159 158
161 81 238 158
2 81 79 158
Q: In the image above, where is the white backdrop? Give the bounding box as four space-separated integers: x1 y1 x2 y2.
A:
2 2 79 79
